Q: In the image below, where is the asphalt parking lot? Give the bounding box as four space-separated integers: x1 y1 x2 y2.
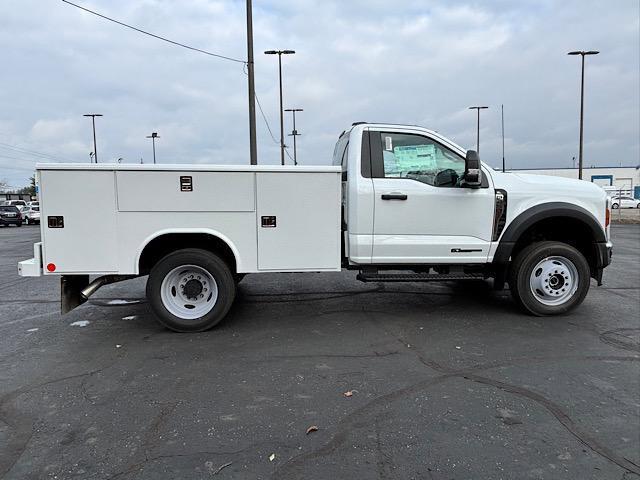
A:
1 225 639 480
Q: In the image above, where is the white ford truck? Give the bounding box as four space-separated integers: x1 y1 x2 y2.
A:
18 123 612 332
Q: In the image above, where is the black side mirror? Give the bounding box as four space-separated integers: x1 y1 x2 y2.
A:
462 150 482 188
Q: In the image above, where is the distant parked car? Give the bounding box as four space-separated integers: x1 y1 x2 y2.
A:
0 205 23 227
611 196 640 209
2 200 27 208
22 205 41 225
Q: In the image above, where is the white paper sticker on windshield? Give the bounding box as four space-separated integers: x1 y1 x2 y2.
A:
385 136 393 151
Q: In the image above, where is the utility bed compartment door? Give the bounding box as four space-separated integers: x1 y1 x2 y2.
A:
116 171 254 212
256 172 341 271
40 170 118 273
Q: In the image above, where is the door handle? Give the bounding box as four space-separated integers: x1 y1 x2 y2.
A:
381 193 408 201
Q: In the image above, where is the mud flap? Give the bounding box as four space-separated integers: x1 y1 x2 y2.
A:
61 275 90 314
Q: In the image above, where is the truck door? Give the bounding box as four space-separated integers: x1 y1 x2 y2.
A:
368 129 495 264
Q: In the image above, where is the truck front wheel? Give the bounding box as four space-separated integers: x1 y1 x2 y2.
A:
146 248 236 332
509 241 590 316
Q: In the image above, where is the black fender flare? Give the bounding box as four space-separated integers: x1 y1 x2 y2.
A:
493 202 607 268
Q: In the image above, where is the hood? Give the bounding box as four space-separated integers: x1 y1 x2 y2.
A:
493 171 607 199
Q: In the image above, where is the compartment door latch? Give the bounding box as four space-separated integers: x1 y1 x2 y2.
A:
180 176 193 192
261 216 277 228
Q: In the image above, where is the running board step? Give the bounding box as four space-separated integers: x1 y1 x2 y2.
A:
357 272 486 283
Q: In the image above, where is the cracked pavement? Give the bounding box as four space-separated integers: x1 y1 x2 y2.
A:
0 225 639 479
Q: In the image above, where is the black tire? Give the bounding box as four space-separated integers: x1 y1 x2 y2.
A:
146 248 236 332
16 221 22 227
509 241 590 316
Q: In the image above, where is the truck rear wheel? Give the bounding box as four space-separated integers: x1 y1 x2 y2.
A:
146 248 236 332
509 241 590 316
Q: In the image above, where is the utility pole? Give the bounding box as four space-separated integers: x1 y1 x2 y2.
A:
568 50 599 180
501 104 505 172
468 106 488 153
285 108 303 165
264 50 295 165
83 114 103 163
146 132 160 164
246 0 257 166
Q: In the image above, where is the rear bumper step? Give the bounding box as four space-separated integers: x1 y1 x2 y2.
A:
357 272 486 283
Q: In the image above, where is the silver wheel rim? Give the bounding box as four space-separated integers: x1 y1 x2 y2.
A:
160 265 218 320
529 256 579 306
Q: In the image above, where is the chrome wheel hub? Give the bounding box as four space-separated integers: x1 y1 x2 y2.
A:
529 256 579 306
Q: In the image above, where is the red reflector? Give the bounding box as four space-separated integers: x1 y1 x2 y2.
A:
605 208 610 228
46 263 56 272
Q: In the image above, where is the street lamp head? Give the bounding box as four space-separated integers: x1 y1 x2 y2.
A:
265 50 295 55
285 108 304 112
83 113 103 117
568 50 600 56
469 106 489 110
146 132 160 139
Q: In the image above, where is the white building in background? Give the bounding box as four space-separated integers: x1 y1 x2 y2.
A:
509 166 640 199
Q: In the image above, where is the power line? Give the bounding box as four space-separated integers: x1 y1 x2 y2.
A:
0 142 66 162
255 93 280 145
256 94 294 162
61 1 284 163
255 92 296 163
0 153 37 162
242 63 280 148
0 154 48 169
284 146 295 163
257 93 295 164
61 0 246 64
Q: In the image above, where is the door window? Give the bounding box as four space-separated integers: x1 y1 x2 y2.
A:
378 132 465 188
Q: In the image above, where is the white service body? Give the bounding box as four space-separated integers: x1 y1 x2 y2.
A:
27 165 341 276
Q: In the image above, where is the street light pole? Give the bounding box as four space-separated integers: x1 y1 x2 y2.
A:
146 132 160 164
501 104 505 172
468 106 489 153
246 0 257 166
83 114 103 163
285 108 303 165
568 50 599 180
265 50 295 166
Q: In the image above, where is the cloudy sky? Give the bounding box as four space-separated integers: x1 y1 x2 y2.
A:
1 0 638 188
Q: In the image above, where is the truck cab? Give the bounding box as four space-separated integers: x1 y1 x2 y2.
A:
338 123 497 266
337 123 611 303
